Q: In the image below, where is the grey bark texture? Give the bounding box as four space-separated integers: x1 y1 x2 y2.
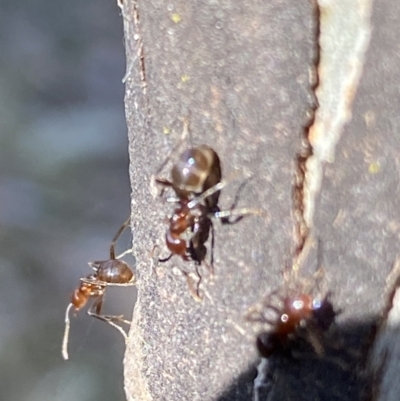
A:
120 1 400 400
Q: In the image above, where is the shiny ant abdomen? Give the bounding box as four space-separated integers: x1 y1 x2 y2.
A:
169 145 222 210
89 258 134 283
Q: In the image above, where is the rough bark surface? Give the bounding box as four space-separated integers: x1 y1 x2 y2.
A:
120 1 400 400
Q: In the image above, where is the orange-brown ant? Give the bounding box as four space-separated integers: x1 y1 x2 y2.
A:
61 217 135 360
155 120 259 275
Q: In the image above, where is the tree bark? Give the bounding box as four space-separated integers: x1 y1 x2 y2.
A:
120 0 400 400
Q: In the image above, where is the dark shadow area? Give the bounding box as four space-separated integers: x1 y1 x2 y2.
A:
217 319 377 401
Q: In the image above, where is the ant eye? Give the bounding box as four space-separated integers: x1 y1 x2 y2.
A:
281 313 289 323
312 299 322 309
292 300 304 310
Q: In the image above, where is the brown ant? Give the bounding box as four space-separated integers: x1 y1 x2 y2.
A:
246 258 338 401
248 291 336 358
155 120 259 275
61 217 135 360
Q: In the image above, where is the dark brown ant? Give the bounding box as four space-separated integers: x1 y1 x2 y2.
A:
246 259 338 401
61 217 135 360
155 120 259 275
249 291 336 358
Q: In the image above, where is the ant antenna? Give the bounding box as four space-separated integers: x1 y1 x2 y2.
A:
184 115 194 147
159 253 173 263
115 247 134 260
109 217 131 259
187 178 262 220
62 303 74 360
154 118 190 178
316 237 323 271
187 181 227 209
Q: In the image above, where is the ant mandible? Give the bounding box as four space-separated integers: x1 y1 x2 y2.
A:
61 217 135 360
155 119 258 273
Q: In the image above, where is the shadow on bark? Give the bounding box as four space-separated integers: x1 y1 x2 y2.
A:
218 319 376 401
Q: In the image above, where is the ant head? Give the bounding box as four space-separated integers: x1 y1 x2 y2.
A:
285 293 314 317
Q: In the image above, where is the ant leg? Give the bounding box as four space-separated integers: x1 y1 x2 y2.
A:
181 268 202 302
116 247 134 259
208 180 262 223
190 176 263 223
212 207 263 222
88 297 129 340
187 181 227 209
88 313 129 341
153 178 173 198
109 217 131 259
154 178 173 187
90 296 131 325
220 178 250 224
93 294 104 316
203 220 215 277
61 303 74 360
166 196 181 203
245 312 278 326
212 178 263 220
153 117 190 180
194 263 203 299
159 253 173 263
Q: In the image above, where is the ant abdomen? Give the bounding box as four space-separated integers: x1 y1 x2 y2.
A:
90 259 134 284
171 146 221 208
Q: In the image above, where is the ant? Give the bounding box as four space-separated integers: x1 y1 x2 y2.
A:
247 291 336 359
246 261 338 401
61 217 135 360
155 120 259 276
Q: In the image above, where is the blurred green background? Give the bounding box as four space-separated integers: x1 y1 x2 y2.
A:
0 1 136 400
